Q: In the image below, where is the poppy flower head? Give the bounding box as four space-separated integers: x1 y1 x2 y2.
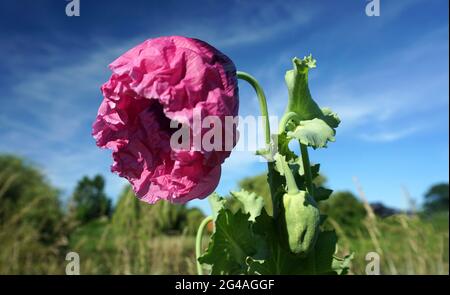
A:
92 36 239 204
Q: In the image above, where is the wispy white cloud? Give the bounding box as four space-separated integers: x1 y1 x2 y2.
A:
158 0 317 49
359 126 422 142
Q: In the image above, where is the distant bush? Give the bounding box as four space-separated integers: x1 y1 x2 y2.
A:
424 183 449 214
0 154 65 274
69 175 112 224
319 191 367 236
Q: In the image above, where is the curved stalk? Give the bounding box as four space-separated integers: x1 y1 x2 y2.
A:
237 71 276 217
237 71 271 145
278 111 301 134
195 215 213 275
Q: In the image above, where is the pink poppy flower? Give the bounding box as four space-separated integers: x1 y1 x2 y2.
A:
92 36 239 204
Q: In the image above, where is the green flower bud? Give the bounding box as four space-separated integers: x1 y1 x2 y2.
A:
279 190 320 256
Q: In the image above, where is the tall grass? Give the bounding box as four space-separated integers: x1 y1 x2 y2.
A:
0 173 448 274
331 179 450 275
68 189 203 274
70 221 199 275
0 176 65 274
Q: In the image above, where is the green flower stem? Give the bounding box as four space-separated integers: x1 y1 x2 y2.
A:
300 143 314 196
278 155 299 195
195 215 213 275
237 71 271 145
237 71 276 217
278 111 313 196
278 111 300 134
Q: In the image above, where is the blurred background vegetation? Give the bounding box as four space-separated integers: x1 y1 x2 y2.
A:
0 153 448 274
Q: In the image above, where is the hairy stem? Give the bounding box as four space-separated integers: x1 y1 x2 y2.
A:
195 215 213 275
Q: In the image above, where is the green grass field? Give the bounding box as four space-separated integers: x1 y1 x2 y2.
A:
0 155 448 275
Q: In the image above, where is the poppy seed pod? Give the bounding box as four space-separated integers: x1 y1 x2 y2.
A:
279 190 320 256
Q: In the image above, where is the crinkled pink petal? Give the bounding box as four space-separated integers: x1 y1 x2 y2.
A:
92 36 239 204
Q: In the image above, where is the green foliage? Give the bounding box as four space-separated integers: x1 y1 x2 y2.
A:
67 186 205 274
248 210 351 275
70 175 111 224
287 118 335 149
1 153 447 275
183 208 206 236
230 190 264 222
0 155 62 243
69 217 199 274
424 183 449 213
199 208 258 274
238 171 326 202
0 154 65 274
198 55 353 275
199 192 350 274
237 176 367 238
338 213 449 275
155 200 188 234
112 186 203 236
238 174 272 216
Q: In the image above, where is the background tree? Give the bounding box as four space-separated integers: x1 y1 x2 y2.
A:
70 174 111 224
0 154 62 243
424 183 449 213
319 191 367 236
0 154 64 274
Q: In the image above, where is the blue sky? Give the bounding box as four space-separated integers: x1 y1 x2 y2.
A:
0 0 448 214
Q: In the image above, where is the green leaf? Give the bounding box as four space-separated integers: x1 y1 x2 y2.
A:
267 161 285 219
255 143 275 162
248 210 311 274
319 214 328 225
247 210 347 275
310 163 321 179
332 253 354 275
296 163 320 186
321 107 341 129
313 230 338 274
208 192 227 222
275 132 297 161
198 208 257 274
273 153 288 177
230 190 265 222
314 186 333 202
287 118 335 149
250 229 341 275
